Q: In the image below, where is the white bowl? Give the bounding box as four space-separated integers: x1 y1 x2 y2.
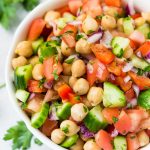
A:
5 0 150 149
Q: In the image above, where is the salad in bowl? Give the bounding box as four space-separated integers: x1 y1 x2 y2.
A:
7 0 150 149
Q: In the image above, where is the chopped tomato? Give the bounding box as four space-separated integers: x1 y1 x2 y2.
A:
128 71 150 89
62 34 76 48
60 24 77 36
87 58 109 86
82 0 102 18
107 61 122 76
28 80 46 93
68 0 82 15
125 88 135 101
28 18 46 41
104 0 121 7
114 110 131 135
43 57 63 81
116 77 132 92
56 5 70 14
137 41 150 57
131 13 141 19
126 133 140 150
129 30 145 45
95 130 113 150
91 44 115 64
130 39 139 50
57 84 73 100
126 109 143 132
102 108 120 124
68 93 81 104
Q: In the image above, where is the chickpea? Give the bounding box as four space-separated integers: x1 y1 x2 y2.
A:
135 17 145 27
101 15 116 30
71 103 88 122
137 130 149 147
69 76 77 88
87 87 103 106
61 40 74 56
103 6 120 17
142 12 150 23
12 56 28 69
71 59 86 77
32 64 44 80
84 140 100 150
44 10 60 26
28 56 39 66
70 139 84 150
117 18 124 32
76 39 91 55
73 78 89 95
60 120 80 136
123 46 133 59
62 63 72 76
82 15 98 35
15 41 33 57
51 129 66 144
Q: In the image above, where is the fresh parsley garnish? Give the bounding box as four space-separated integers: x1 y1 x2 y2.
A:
83 106 88 113
65 57 75 64
38 78 46 88
112 116 118 123
75 33 84 41
137 66 150 76
96 14 104 20
34 138 43 145
75 95 80 100
52 69 59 80
0 83 6 89
3 121 42 150
62 125 69 134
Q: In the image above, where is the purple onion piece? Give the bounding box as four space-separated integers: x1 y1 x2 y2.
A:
125 1 135 16
49 106 59 121
28 93 36 100
44 80 53 89
80 124 95 138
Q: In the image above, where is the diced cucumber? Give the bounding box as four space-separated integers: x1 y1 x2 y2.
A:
111 37 130 57
84 105 108 132
61 134 79 148
56 102 72 120
130 55 149 70
113 136 127 150
57 18 67 29
63 13 76 23
32 37 44 54
123 17 134 35
137 23 150 38
103 82 126 108
31 103 50 128
138 89 150 110
14 64 33 89
15 89 30 103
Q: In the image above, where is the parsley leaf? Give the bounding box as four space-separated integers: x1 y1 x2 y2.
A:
75 33 84 41
34 138 43 145
52 69 59 80
62 125 69 134
112 116 118 123
38 78 46 88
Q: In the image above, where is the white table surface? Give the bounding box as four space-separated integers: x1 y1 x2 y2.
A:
0 1 50 149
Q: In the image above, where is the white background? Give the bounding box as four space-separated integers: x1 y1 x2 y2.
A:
0 0 50 150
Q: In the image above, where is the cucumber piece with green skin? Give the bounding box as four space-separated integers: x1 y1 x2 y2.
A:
84 105 108 132
57 102 72 120
32 37 44 54
103 82 126 108
61 134 79 148
138 89 150 110
111 37 130 57
113 136 127 150
31 103 50 128
123 17 134 35
15 89 30 103
137 23 150 38
14 64 33 89
130 55 149 70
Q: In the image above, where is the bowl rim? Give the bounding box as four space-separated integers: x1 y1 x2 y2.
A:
5 0 67 150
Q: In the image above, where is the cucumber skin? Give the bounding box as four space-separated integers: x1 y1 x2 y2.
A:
61 134 79 148
113 136 127 150
138 89 150 110
84 106 108 132
123 17 134 35
57 102 72 120
32 37 44 54
14 74 26 90
31 103 50 128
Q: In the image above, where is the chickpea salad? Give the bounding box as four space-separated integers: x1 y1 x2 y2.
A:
12 0 150 150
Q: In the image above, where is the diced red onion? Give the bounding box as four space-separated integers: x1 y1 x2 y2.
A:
69 20 82 26
87 32 103 43
145 58 150 63
136 51 142 58
124 75 131 83
122 62 133 72
132 84 140 97
28 93 35 100
106 125 118 137
49 106 59 121
131 67 138 73
126 98 137 108
100 31 113 48
87 63 94 74
44 81 53 89
48 21 59 36
111 128 119 137
110 74 115 81
125 0 135 15
84 54 95 60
